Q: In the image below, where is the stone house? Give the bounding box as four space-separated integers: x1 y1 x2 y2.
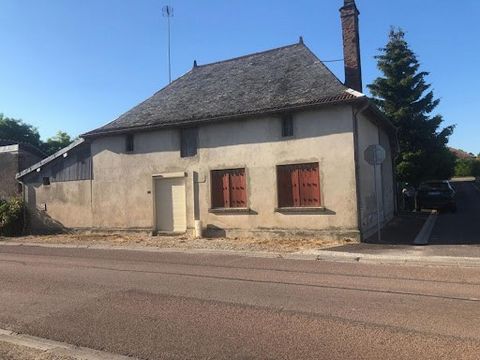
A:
17 0 397 241
0 140 44 200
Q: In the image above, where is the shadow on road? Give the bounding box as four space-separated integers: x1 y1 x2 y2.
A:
330 181 480 254
428 180 480 245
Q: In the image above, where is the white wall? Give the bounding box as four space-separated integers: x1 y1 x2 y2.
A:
356 111 395 238
87 105 359 238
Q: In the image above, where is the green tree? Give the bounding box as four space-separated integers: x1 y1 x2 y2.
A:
0 113 73 156
0 114 43 150
455 158 480 177
43 131 73 155
368 28 455 185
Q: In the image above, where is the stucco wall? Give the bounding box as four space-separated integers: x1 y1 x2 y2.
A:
356 111 395 238
0 145 42 199
87 105 359 238
0 150 19 199
24 180 92 232
22 105 362 239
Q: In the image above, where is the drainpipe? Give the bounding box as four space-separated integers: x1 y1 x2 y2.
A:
193 171 206 238
19 180 27 235
352 99 370 242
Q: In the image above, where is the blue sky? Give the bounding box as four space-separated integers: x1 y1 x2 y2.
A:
1 0 479 154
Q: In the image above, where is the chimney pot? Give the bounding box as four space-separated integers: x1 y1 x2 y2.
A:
340 0 362 92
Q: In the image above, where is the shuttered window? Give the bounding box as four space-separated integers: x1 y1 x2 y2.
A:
281 114 294 137
211 168 247 208
180 128 198 158
277 163 321 207
126 134 134 152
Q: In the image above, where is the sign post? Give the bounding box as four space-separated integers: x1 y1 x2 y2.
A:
364 144 386 242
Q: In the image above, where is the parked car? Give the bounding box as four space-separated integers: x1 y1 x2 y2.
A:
415 180 457 213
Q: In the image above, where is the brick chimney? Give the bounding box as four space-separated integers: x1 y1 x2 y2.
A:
340 0 362 92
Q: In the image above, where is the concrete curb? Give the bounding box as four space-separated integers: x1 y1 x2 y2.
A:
0 328 133 359
413 210 437 245
308 250 480 267
2 240 480 268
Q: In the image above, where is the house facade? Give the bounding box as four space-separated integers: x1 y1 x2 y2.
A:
17 0 397 241
0 140 44 200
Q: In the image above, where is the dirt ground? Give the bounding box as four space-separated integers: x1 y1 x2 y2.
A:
0 232 354 253
0 341 75 360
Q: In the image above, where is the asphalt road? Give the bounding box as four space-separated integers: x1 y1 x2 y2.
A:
429 180 480 245
1 245 480 359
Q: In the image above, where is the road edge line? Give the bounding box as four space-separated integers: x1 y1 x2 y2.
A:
0 328 134 359
412 210 437 245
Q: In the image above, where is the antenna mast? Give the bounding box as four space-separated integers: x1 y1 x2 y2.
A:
162 5 173 83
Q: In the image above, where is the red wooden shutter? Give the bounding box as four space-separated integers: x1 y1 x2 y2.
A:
222 171 230 207
229 169 247 208
291 167 301 207
211 171 225 208
277 163 320 208
277 166 293 207
298 163 320 207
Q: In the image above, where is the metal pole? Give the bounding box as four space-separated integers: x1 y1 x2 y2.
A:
162 5 173 84
167 13 171 84
373 156 382 242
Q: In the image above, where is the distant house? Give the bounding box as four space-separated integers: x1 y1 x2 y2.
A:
17 0 397 241
0 140 44 200
449 147 476 160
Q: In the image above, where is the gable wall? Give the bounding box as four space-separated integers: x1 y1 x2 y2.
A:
356 111 395 238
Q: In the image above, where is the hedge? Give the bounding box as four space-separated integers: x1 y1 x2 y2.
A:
0 197 24 237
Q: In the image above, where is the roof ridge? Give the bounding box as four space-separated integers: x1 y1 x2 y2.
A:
194 42 302 68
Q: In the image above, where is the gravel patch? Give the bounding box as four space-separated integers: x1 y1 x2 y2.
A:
1 233 353 253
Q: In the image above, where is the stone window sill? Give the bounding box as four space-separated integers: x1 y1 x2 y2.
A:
275 206 326 214
208 207 253 214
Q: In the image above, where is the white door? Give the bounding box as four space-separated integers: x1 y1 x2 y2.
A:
155 177 187 233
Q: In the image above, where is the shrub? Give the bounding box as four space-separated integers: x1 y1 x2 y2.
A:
0 197 24 237
455 159 480 177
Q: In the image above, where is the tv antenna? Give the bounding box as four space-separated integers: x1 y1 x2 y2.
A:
162 5 173 83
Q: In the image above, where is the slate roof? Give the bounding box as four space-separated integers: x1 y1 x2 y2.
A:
84 42 361 137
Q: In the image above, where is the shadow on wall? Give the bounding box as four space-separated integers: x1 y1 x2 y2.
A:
203 225 227 238
25 206 68 235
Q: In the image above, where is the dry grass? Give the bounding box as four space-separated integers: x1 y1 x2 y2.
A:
1 232 355 253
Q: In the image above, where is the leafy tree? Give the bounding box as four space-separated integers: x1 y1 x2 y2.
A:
0 114 43 150
368 28 455 185
43 131 73 155
0 113 73 156
455 158 480 177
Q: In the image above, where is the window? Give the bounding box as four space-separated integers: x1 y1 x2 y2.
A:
211 168 247 208
180 127 198 158
42 177 51 186
126 134 134 152
277 163 321 207
281 114 294 137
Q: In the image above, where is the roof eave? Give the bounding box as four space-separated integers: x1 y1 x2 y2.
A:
82 94 362 139
16 138 86 180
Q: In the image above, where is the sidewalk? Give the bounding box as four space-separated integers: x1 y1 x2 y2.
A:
319 210 480 266
0 329 131 360
2 210 480 268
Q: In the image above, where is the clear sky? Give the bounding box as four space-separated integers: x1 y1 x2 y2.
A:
1 0 478 154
